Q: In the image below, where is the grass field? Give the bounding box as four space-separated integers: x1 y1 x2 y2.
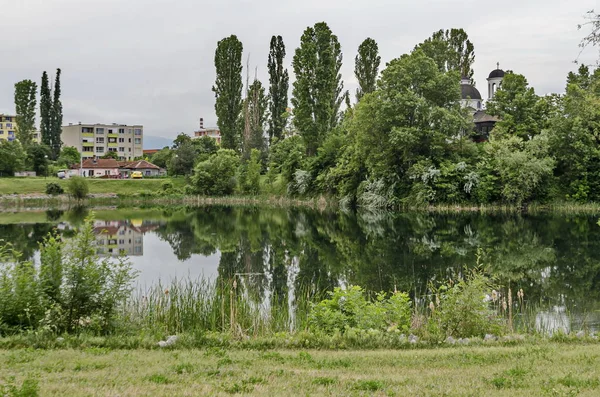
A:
0 177 186 195
1 343 599 396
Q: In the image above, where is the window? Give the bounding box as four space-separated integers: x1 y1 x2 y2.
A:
135 237 142 244
105 170 111 176
119 128 125 134
5 123 12 128
95 147 104 153
134 138 141 144
97 239 105 245
119 230 126 235
96 128 104 134
118 147 124 152
96 137 104 143
128 148 131 152
108 138 117 143
108 129 113 134
134 129 142 135
0 131 4 135
4 117 11 122
108 147 117 152
118 138 125 143
96 248 105 254
128 129 132 134
145 170 151 176
81 127 93 133
8 131 14 136
0 124 3 129
135 246 142 254
128 138 131 143
83 147 93 152
119 239 125 244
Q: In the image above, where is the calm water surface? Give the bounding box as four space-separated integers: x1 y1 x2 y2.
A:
2 206 599 332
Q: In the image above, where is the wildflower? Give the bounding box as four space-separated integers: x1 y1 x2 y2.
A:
435 294 440 307
429 301 435 312
491 290 498 302
164 288 169 295
517 289 524 300
502 298 507 311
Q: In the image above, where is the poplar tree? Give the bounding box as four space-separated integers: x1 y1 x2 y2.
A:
14 80 37 146
291 22 344 156
415 28 475 80
243 79 268 157
267 35 289 143
354 38 381 101
51 68 63 159
213 35 244 150
40 71 52 148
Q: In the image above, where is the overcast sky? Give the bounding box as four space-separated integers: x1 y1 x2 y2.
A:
1 0 597 142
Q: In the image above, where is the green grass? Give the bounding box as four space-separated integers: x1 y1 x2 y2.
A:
1 344 599 396
0 177 186 195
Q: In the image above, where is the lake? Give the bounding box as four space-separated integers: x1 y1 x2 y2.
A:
1 205 599 333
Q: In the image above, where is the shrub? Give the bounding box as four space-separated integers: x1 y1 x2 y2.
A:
308 286 411 334
161 180 174 192
67 177 89 200
239 149 261 195
0 218 138 334
45 182 64 195
424 270 505 341
190 149 240 196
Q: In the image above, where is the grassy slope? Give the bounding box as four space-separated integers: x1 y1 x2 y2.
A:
1 344 599 396
0 177 186 195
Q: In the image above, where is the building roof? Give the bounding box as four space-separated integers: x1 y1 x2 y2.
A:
473 110 500 124
118 160 161 170
461 83 482 100
71 158 120 169
143 149 160 156
488 69 505 79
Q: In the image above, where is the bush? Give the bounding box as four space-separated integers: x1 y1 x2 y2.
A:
424 270 505 341
0 218 138 334
161 180 174 192
308 286 411 334
239 149 261 195
45 182 64 195
67 177 89 200
190 149 240 196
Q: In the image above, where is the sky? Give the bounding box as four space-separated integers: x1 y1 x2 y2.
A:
0 0 597 144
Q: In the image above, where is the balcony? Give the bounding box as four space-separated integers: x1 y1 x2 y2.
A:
107 133 118 138
82 132 94 138
108 142 118 147
82 142 94 147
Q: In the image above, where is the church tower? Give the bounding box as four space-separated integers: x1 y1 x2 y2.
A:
487 63 505 99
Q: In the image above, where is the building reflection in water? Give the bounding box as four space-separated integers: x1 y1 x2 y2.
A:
93 220 159 257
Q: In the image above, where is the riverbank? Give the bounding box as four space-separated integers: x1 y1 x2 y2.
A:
1 342 598 396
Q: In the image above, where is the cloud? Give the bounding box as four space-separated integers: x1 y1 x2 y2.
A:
0 0 596 140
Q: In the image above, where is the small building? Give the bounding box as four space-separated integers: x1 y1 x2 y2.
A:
118 160 163 177
0 114 17 142
62 122 143 161
71 158 120 178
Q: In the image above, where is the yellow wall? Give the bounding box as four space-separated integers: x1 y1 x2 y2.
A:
0 115 17 141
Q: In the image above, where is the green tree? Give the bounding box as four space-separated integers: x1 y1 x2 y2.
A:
354 38 381 101
40 71 52 149
57 146 81 167
291 22 344 156
172 132 192 149
192 136 218 161
169 142 196 176
150 147 173 169
191 149 240 195
486 72 547 140
26 144 52 176
267 35 289 143
14 79 37 146
50 68 63 159
415 28 475 80
101 151 119 160
239 148 262 195
0 140 26 176
213 35 243 150
243 79 268 159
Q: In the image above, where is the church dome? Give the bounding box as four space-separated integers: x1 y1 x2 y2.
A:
488 69 505 79
461 83 482 100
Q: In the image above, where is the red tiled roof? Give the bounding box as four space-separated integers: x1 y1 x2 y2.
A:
119 160 161 170
143 149 159 156
71 158 120 169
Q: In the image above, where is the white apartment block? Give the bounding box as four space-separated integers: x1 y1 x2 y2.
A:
62 122 143 160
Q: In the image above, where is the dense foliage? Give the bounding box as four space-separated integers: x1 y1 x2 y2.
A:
67 177 89 200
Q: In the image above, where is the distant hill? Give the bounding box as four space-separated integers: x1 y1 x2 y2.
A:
144 135 173 150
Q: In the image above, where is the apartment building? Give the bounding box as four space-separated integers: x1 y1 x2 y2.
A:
0 114 41 142
62 122 143 160
193 118 221 145
93 220 160 257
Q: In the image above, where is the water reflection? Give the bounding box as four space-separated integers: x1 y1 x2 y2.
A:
1 206 600 331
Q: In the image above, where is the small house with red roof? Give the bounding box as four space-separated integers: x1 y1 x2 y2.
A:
118 160 163 178
70 158 120 178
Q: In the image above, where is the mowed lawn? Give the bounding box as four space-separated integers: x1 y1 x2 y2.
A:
0 177 186 195
1 344 599 396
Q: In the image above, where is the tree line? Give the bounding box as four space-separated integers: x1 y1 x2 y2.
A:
151 17 600 206
1 69 64 176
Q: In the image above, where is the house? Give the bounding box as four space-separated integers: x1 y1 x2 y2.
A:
71 158 120 178
118 160 163 177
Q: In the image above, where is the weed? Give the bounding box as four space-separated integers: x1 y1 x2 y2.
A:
313 377 338 386
352 379 385 391
259 351 285 362
172 363 195 375
146 374 172 384
221 382 253 394
217 357 234 368
0 377 39 397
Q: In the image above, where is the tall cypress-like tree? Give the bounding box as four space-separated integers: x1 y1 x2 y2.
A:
267 36 289 143
243 78 268 157
291 22 344 156
354 38 381 101
415 28 475 80
51 68 63 159
14 80 37 146
40 71 52 148
213 35 244 150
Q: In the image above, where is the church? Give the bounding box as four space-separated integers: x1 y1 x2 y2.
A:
459 64 505 142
